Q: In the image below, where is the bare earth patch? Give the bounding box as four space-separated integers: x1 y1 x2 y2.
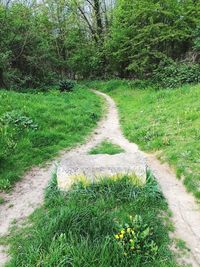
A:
147 155 200 266
0 90 200 266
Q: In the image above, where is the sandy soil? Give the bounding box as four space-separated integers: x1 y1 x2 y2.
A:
147 155 200 266
0 90 199 266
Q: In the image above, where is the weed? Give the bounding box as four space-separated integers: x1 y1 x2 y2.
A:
1 111 38 131
114 215 158 262
175 239 188 252
0 197 4 205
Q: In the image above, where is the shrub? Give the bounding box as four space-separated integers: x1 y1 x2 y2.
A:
59 79 75 92
153 60 200 88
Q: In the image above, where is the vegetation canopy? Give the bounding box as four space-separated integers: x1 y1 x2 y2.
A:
0 0 200 88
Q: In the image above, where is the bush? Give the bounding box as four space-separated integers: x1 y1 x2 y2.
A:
59 79 75 92
153 60 200 88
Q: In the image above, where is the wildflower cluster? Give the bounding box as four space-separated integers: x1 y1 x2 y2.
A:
114 215 158 261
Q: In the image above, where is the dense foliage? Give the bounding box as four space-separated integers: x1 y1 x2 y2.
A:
0 0 200 88
108 0 200 78
59 79 76 92
153 61 200 88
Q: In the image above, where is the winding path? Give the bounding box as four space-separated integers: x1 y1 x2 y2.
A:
0 90 200 266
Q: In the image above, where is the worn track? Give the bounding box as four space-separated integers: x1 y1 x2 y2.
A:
0 90 199 266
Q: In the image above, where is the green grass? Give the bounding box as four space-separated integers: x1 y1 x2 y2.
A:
89 140 124 155
0 86 102 190
6 173 179 267
0 196 4 205
88 80 200 200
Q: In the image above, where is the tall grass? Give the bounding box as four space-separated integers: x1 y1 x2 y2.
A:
6 174 179 267
0 86 102 190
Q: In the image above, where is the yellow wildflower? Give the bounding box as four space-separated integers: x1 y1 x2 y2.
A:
119 234 123 239
131 229 135 235
121 229 125 234
115 234 119 239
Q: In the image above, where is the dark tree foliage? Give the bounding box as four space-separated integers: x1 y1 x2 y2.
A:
0 0 200 89
107 0 200 78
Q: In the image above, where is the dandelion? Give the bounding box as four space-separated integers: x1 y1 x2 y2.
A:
119 234 123 239
115 234 119 239
127 227 131 233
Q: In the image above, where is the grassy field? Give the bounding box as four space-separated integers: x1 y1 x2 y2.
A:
5 173 179 267
0 86 102 190
88 80 200 200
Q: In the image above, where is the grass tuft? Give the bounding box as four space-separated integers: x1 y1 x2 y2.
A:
89 140 124 155
0 196 4 205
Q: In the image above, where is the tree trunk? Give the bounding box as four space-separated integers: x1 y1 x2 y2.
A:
93 0 103 39
0 68 6 88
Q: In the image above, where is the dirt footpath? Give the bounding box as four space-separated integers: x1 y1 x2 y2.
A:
0 90 199 266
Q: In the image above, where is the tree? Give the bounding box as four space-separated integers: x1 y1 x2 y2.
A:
107 0 200 78
0 0 200 87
